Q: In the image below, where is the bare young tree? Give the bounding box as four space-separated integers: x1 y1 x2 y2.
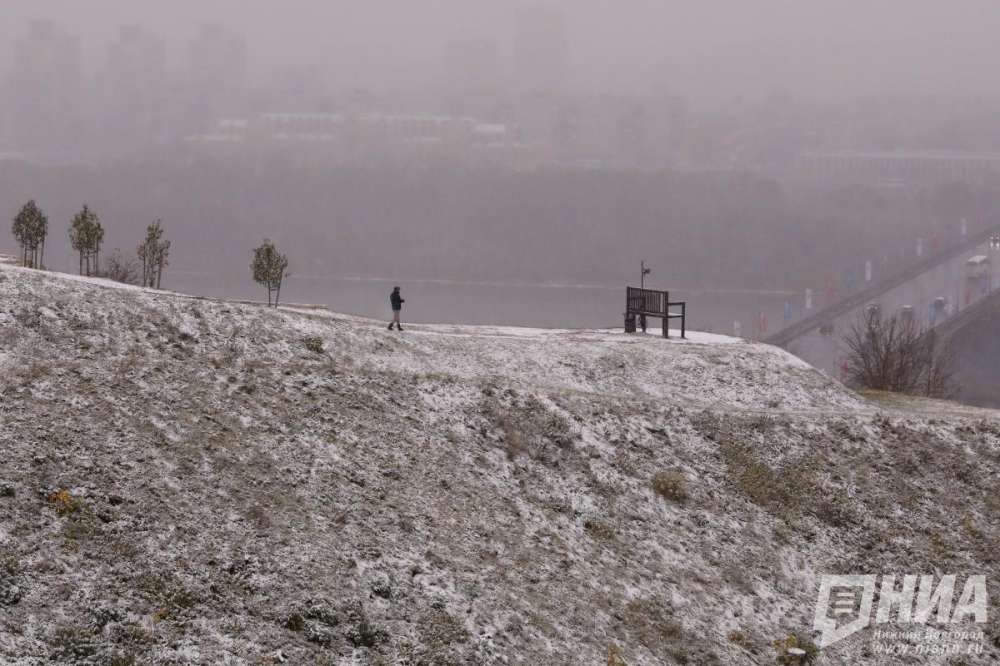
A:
251 239 290 307
137 220 171 288
69 205 104 276
11 200 48 269
843 309 956 398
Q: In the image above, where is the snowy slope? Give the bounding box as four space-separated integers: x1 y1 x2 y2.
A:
1 265 999 665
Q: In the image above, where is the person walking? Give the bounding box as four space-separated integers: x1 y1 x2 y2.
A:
388 286 404 330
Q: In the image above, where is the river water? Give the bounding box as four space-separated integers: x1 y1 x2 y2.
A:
167 270 800 338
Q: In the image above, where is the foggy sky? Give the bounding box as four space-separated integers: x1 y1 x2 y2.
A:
4 0 1000 103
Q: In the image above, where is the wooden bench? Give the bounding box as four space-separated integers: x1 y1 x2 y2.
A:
625 286 686 338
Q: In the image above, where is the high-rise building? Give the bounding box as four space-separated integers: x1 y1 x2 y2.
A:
186 24 247 129
444 38 502 94
8 20 84 151
100 25 168 152
511 5 570 94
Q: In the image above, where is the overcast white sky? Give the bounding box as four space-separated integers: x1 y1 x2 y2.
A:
3 0 1000 102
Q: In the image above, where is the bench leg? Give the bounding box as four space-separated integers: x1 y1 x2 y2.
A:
640 314 647 333
681 305 686 339
663 317 669 338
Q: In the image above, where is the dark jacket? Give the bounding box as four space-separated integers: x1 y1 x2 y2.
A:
390 291 404 310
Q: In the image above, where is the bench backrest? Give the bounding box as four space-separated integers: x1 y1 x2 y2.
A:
627 286 669 315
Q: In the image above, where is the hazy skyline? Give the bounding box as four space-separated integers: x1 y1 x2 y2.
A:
3 1 1000 103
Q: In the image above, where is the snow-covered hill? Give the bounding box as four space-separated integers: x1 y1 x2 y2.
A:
1 264 998 665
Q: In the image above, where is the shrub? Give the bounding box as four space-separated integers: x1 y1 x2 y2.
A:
50 625 97 661
417 609 469 654
109 622 154 646
773 633 818 664
720 442 818 519
107 655 138 666
285 613 305 632
843 309 956 398
48 489 80 515
347 615 387 648
303 336 324 354
584 518 616 540
727 629 758 653
18 361 50 385
622 597 684 657
482 391 575 464
101 249 140 285
652 470 688 503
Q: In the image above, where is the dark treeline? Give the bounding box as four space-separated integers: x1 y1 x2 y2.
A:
2 157 998 293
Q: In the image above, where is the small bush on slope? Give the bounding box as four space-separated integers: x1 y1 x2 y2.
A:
651 470 689 503
48 489 80 515
480 386 576 463
303 336 324 354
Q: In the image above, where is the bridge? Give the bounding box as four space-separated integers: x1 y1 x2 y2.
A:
797 151 1000 185
928 286 1000 407
766 224 1000 389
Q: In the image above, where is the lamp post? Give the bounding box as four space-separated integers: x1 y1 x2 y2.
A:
990 235 1000 292
639 261 652 332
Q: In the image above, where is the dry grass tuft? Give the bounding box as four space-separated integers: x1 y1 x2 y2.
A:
651 470 688 503
482 389 576 464
48 489 80 515
303 336 325 354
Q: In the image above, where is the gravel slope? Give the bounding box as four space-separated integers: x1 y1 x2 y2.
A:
0 265 998 665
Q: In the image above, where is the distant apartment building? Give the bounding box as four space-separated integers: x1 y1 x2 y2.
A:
99 25 169 151
512 6 570 94
443 39 502 94
186 24 247 128
7 20 84 151
187 112 538 167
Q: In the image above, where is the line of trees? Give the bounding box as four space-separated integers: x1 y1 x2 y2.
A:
10 200 171 289
11 201 292 308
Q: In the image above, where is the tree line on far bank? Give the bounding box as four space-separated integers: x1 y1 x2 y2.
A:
11 200 289 307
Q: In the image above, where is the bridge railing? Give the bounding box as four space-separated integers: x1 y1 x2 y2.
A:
766 223 1000 347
